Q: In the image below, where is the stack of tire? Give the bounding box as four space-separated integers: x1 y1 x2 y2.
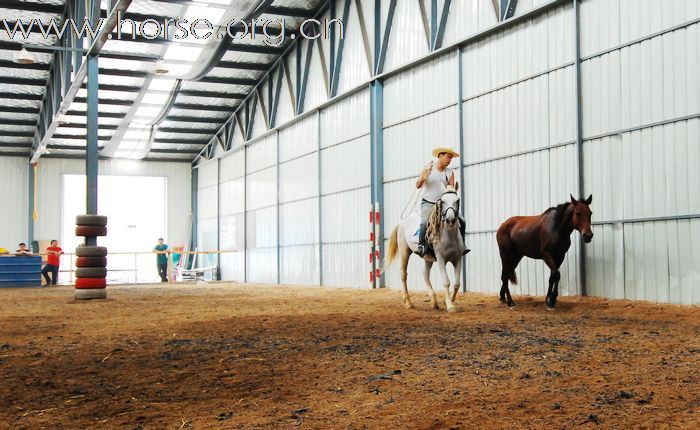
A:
74 215 108 300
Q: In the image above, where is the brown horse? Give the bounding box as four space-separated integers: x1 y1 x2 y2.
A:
496 195 593 310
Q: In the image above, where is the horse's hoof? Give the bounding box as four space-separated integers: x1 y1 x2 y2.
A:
447 306 457 313
404 302 414 309
508 304 516 310
546 306 556 311
499 297 507 304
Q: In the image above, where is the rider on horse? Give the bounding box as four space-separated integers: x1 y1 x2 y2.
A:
415 147 470 257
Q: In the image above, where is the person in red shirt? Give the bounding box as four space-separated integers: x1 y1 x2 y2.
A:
42 240 64 286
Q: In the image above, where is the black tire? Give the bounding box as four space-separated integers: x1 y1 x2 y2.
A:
74 288 107 300
75 246 107 257
75 267 107 278
75 256 107 268
75 225 107 237
75 215 107 226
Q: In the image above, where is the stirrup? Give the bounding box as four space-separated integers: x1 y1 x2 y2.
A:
414 245 425 257
462 248 471 256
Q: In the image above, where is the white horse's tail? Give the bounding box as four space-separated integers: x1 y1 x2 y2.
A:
382 225 399 270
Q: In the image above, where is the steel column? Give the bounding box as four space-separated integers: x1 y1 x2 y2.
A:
457 49 466 293
85 54 99 237
28 163 35 247
369 80 385 288
191 168 198 269
573 0 586 296
276 130 281 284
317 110 323 286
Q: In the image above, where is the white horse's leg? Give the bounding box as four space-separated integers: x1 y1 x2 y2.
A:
451 258 462 303
423 260 437 309
437 255 456 313
399 238 413 309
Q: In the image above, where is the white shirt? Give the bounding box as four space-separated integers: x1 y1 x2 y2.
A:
421 166 451 203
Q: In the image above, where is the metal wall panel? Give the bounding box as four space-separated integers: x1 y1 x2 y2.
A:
219 149 245 183
320 89 370 148
336 0 372 94
443 0 499 48
279 115 318 162
280 245 320 285
322 242 367 288
384 53 457 127
246 167 277 211
245 134 277 174
321 135 371 194
384 107 459 183
322 187 369 244
246 247 277 284
382 0 430 73
301 38 329 112
0 156 28 248
580 1 700 303
279 154 319 203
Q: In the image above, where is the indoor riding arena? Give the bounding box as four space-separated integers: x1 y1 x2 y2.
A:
0 0 698 429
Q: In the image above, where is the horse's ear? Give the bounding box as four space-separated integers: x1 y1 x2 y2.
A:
585 194 592 205
454 182 459 193
570 194 577 204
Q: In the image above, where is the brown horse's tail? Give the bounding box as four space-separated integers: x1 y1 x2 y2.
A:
382 226 399 271
509 271 518 286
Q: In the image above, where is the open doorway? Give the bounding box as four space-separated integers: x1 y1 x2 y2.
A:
62 174 167 284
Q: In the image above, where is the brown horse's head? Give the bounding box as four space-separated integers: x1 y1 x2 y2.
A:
570 194 593 243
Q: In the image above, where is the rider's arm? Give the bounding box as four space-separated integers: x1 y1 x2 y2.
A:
448 170 455 187
416 162 433 188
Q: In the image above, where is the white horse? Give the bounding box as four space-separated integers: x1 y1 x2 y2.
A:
384 184 465 312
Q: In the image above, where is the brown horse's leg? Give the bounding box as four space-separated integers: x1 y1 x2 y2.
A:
551 253 566 307
498 246 521 308
543 253 561 310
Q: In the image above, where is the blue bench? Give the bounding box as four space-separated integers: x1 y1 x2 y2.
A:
0 256 42 288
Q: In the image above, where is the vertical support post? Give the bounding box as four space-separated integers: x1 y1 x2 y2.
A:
190 168 198 269
430 0 438 48
573 0 586 296
85 53 99 247
369 204 375 288
216 158 221 281
28 163 35 247
369 80 385 288
243 145 248 283
457 49 467 293
276 130 281 284
317 111 323 286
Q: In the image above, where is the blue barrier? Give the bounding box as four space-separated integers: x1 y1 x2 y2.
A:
0 255 42 288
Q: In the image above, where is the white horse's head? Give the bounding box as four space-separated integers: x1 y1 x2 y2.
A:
439 183 460 226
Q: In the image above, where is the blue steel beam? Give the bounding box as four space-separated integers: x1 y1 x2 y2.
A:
433 0 453 50
375 0 398 75
269 66 284 128
297 38 315 114
369 80 384 288
330 0 352 97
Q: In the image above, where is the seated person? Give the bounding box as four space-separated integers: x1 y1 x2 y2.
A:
15 243 33 256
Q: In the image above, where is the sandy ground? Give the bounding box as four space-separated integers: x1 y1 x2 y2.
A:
0 283 698 429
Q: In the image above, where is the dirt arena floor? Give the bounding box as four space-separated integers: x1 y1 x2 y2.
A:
0 283 698 429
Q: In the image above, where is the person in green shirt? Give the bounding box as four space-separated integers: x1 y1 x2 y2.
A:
153 238 169 282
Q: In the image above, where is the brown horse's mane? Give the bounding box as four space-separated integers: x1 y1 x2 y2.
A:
545 202 571 226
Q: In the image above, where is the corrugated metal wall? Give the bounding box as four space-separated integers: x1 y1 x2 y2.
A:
461 2 581 298
219 149 246 281
320 89 371 288
0 156 29 249
196 159 219 269
580 0 700 304
194 0 699 304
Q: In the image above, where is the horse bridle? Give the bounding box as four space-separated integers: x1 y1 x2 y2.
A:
440 191 460 220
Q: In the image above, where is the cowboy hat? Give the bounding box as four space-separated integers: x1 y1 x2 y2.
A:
431 146 460 158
